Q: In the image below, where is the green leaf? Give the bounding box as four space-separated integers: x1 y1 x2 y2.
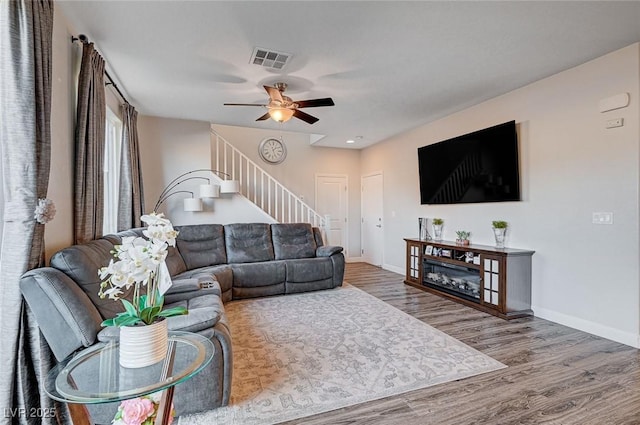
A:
101 318 116 327
140 294 148 308
157 306 188 318
140 306 162 325
121 299 138 317
113 315 143 327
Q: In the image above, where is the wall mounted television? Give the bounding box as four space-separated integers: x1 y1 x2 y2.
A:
418 120 520 205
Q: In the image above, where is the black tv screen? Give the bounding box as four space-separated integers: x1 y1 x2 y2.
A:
418 121 520 204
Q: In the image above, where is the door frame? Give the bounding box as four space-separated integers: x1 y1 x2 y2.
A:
315 173 349 257
361 171 384 266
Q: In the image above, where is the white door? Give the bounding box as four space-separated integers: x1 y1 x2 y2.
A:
315 174 348 250
361 173 383 266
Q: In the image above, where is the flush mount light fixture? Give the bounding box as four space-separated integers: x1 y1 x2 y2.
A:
346 139 355 144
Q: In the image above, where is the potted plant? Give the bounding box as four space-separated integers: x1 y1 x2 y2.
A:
455 230 471 246
432 218 444 240
98 212 188 368
492 220 508 248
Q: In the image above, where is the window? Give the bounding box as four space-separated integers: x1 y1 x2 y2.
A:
103 107 122 234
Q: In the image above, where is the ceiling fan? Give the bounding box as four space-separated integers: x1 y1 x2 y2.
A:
224 82 334 124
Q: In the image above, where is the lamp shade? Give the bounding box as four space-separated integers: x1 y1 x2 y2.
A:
220 180 240 194
200 183 220 198
183 197 203 212
268 107 294 123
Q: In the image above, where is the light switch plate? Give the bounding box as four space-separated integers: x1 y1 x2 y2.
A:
605 118 624 129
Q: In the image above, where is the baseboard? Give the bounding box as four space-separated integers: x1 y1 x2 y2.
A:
532 305 640 348
345 256 363 263
382 263 404 276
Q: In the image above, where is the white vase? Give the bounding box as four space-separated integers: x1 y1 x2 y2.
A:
119 319 168 368
418 218 430 240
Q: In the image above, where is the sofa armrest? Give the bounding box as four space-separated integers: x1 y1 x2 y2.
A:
166 278 202 294
164 275 221 304
316 245 343 257
20 267 103 361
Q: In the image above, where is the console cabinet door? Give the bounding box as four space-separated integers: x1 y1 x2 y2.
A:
481 254 504 312
406 240 422 284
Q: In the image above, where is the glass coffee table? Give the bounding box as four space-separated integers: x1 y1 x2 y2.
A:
45 331 214 425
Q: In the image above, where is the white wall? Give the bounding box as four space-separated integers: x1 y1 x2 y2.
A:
45 6 77 261
361 43 640 347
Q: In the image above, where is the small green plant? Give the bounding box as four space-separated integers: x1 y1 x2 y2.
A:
456 230 471 240
492 220 508 229
432 218 444 225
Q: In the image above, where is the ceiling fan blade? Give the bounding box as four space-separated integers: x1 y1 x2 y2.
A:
264 86 283 103
293 109 319 124
295 98 335 108
224 103 267 107
256 112 271 121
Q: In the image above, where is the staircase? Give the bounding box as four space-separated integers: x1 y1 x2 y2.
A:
210 127 325 228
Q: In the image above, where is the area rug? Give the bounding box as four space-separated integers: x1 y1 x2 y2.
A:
178 284 505 425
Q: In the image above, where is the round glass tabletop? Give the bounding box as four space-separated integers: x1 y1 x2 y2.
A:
45 331 214 404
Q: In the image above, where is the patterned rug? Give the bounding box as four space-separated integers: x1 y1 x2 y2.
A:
178 284 505 425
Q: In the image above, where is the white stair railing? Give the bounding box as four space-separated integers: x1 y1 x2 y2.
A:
210 127 325 228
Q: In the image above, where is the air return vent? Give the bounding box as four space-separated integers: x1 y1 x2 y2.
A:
250 47 292 70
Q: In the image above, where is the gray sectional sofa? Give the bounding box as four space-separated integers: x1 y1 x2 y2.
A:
19 222 344 422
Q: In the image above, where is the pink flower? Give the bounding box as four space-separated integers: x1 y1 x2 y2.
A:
120 397 155 425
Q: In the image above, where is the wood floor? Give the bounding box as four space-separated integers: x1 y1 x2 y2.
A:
283 262 640 425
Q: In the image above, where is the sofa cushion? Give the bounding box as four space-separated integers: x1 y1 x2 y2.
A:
284 257 333 283
224 223 274 263
50 239 133 319
312 227 324 247
231 261 285 299
176 224 227 269
271 223 317 260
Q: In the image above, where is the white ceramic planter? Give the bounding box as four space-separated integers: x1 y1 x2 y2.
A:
119 319 168 368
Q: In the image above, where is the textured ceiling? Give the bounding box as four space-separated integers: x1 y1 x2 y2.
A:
58 1 640 149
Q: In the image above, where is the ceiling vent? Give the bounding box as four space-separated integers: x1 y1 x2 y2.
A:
250 47 292 70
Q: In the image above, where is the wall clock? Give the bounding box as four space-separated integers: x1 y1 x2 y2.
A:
258 137 287 164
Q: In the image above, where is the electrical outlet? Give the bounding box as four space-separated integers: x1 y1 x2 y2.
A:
592 212 613 225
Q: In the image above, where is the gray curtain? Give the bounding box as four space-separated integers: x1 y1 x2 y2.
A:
74 42 106 244
0 1 68 424
117 103 145 231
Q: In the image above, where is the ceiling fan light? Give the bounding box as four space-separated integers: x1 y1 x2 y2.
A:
269 107 294 123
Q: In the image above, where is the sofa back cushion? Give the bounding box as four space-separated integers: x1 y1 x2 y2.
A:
224 223 274 263
312 227 324 247
50 239 133 319
271 223 317 260
176 224 227 270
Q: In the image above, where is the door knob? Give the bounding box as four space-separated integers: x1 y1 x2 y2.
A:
376 224 382 228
